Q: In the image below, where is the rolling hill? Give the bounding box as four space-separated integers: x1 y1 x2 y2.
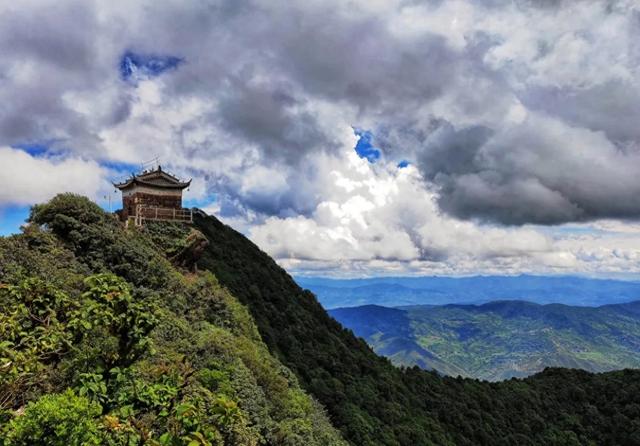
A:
330 300 640 380
297 275 640 309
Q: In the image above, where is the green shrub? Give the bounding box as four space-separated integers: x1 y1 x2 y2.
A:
30 193 106 227
3 390 102 446
0 279 79 405
73 274 158 370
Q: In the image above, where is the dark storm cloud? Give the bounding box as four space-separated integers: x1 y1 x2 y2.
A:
138 0 465 218
520 82 640 145
0 1 113 148
416 119 640 225
418 124 494 179
271 11 455 111
152 0 461 169
217 79 341 164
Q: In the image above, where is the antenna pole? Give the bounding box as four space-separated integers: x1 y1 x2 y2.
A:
140 155 161 171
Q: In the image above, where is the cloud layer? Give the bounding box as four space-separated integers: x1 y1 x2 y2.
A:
0 147 109 205
1 0 640 276
250 149 640 278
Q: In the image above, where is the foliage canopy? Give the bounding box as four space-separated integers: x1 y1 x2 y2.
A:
0 194 346 446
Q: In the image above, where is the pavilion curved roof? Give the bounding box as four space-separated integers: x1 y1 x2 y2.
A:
113 166 191 190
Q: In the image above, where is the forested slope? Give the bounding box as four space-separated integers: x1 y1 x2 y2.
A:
194 209 640 446
0 195 345 445
2 195 640 446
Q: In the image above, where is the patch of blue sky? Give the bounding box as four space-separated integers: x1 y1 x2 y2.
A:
102 160 146 185
12 140 63 157
183 195 218 210
101 160 141 171
120 51 183 81
0 205 30 236
353 128 381 163
12 143 49 156
1 202 129 236
11 143 140 183
397 160 410 168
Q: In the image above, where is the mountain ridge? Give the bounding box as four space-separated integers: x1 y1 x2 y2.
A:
298 275 640 308
330 299 640 381
3 195 640 445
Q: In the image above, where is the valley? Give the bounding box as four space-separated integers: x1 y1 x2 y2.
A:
330 300 640 380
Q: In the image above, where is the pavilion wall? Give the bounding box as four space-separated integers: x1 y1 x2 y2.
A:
120 187 184 220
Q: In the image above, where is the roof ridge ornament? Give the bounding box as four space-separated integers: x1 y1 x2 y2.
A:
113 166 192 190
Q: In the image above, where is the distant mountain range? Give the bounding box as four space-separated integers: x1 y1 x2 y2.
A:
330 300 640 380
297 275 640 309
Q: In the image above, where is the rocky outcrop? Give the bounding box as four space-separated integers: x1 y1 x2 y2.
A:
169 229 209 272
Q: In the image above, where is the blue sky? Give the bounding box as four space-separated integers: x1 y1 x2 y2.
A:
0 140 149 236
353 129 381 163
0 206 30 236
120 51 183 82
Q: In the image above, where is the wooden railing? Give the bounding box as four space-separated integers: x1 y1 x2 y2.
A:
134 205 193 226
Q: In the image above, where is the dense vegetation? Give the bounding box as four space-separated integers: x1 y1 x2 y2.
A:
193 206 640 446
0 194 345 445
2 194 640 445
330 301 640 380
